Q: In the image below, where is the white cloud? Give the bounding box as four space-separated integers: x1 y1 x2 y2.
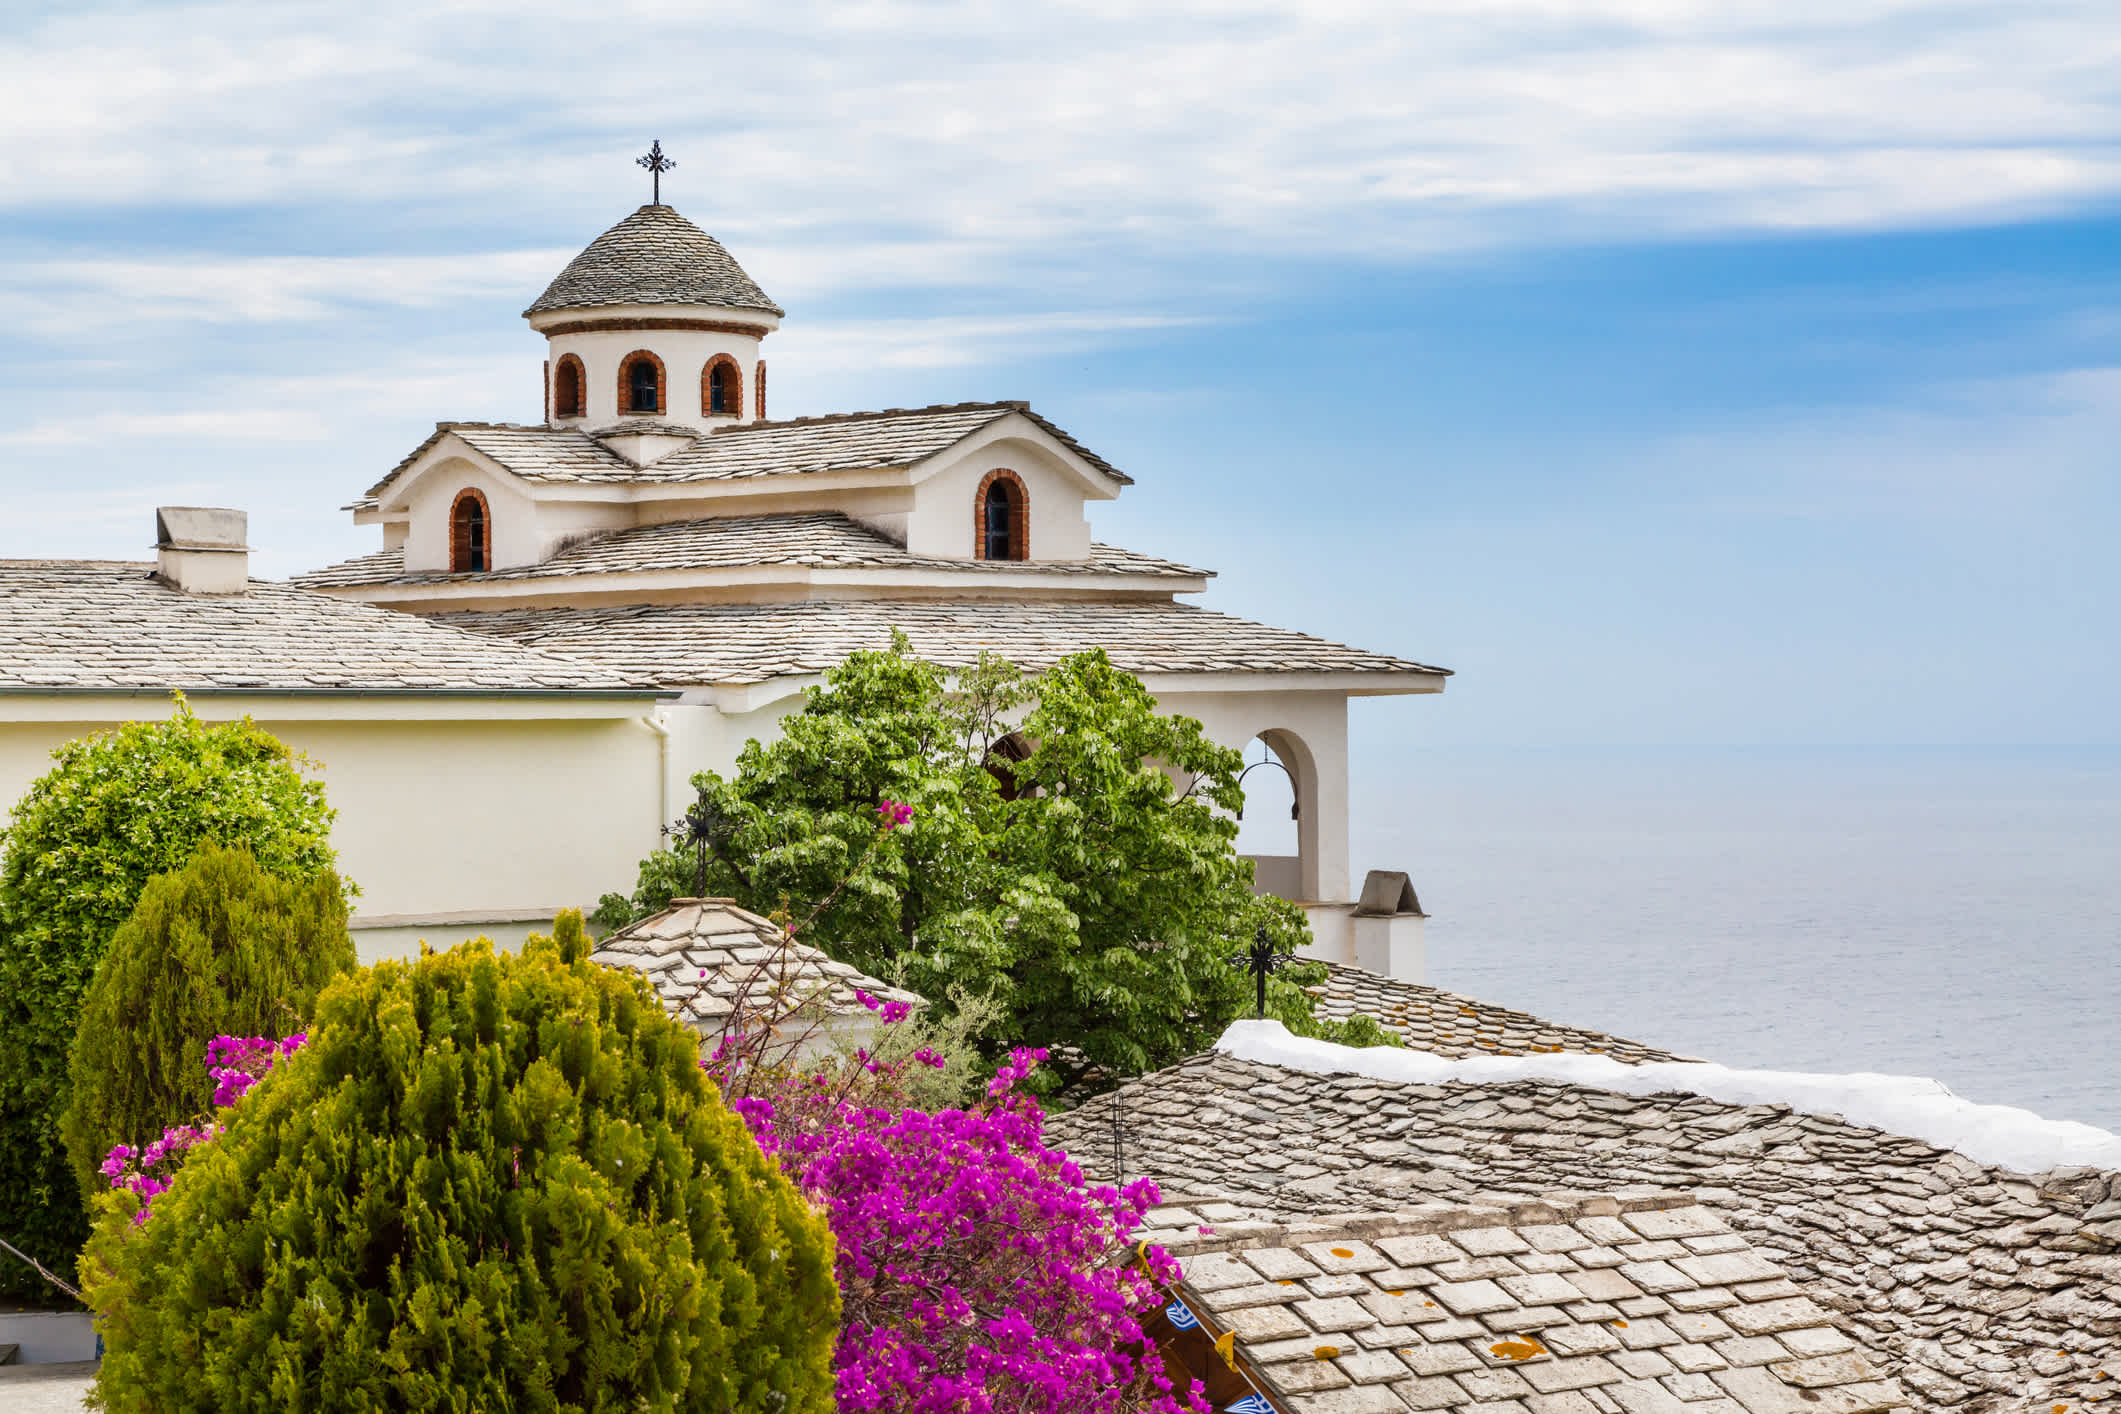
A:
0 0 2117 279
2 409 334 446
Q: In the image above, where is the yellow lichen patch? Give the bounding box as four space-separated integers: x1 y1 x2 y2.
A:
1612 1319 1629 1328
1330 1248 1355 1259
1314 1346 1340 1361
1489 1337 1546 1363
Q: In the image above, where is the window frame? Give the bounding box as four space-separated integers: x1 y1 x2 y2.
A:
551 353 587 419
701 354 744 418
973 468 1029 561
449 488 492 574
617 349 667 417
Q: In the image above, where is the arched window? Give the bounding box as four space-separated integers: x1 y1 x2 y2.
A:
984 731 1035 801
702 356 742 417
450 489 491 573
552 354 585 419
974 469 1027 561
618 350 665 416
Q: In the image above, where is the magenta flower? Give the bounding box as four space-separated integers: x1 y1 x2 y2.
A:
876 800 913 830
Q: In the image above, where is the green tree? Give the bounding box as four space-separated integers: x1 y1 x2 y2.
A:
81 916 839 1414
0 697 341 1301
599 639 1390 1090
61 843 356 1199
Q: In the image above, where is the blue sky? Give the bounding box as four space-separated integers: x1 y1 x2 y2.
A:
1 0 2117 749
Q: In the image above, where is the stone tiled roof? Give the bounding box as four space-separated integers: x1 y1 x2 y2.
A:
351 403 1129 509
1051 1052 2121 1410
434 597 1452 688
1142 1193 1910 1413
0 561 652 693
524 204 782 317
292 512 1210 589
1315 962 1692 1064
589 897 919 1029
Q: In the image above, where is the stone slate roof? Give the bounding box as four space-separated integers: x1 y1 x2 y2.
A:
1143 1192 1910 1413
292 512 1209 589
1050 1052 2121 1410
0 561 652 693
524 204 782 318
589 897 918 1029
434 597 1452 688
352 403 1129 510
1314 962 1692 1064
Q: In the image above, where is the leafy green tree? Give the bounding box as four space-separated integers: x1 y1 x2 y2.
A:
82 916 839 1414
61 843 356 1199
599 639 1389 1090
0 697 341 1300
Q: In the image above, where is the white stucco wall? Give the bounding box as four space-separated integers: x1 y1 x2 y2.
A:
396 455 632 573
907 434 1097 561
0 702 664 963
543 323 765 432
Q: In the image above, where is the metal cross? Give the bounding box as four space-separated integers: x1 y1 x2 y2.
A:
637 140 676 204
1238 923 1291 1020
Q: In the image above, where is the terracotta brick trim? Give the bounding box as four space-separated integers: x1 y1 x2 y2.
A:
617 349 667 417
701 354 744 418
449 487 492 574
973 468 1029 561
540 316 773 339
551 353 587 419
755 359 767 420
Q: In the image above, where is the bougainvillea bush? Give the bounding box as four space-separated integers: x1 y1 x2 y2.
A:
96 1034 306 1224
82 913 839 1414
730 1006 1207 1414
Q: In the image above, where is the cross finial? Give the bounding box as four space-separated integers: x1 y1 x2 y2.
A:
636 140 675 204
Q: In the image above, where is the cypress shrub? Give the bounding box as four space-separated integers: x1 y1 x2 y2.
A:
60 844 355 1199
0 698 338 1299
81 914 839 1414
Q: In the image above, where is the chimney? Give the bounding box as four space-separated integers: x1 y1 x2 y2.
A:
155 507 249 595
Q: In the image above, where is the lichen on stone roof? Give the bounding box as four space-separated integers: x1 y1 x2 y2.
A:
524 204 782 318
0 561 651 693
434 596 1452 687
1052 1052 2121 1408
1314 962 1692 1064
589 896 918 1029
1137 1192 1912 1413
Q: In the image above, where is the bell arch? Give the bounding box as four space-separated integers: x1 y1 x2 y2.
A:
1236 729 1324 903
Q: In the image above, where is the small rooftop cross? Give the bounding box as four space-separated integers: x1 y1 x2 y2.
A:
636 139 675 204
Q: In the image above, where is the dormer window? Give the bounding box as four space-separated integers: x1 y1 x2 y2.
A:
975 469 1027 561
703 356 742 417
619 351 666 416
450 489 490 573
552 354 585 418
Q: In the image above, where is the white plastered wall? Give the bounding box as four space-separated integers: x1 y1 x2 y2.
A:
905 433 1097 561
396 455 631 572
0 706 665 966
544 324 765 433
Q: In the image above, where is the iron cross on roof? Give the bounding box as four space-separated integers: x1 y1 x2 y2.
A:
637 140 675 204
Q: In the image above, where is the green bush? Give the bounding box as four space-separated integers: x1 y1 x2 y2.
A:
81 914 839 1414
0 696 340 1301
61 844 356 1199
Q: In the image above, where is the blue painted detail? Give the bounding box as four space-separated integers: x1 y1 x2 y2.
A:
1225 1397 1276 1414
1163 1297 1200 1331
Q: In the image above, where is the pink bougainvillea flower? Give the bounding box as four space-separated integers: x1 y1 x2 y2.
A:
875 800 913 830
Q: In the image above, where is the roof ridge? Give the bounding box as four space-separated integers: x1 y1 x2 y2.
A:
704 401 1022 438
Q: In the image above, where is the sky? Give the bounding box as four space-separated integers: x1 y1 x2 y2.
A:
2 0 2118 751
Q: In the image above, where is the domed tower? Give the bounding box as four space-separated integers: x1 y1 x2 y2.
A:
526 204 782 434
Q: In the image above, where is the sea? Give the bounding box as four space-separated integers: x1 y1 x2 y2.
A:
1341 747 2121 1134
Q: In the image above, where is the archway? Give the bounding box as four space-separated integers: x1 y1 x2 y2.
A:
1236 729 1321 902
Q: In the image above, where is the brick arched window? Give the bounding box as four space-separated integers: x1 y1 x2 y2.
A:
974 469 1028 561
617 350 666 416
449 488 491 573
552 354 586 419
755 359 767 419
701 355 743 417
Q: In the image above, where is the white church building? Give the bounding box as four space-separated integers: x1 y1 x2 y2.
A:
0 201 1448 974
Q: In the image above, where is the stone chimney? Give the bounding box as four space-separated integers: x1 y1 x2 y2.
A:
155 507 249 595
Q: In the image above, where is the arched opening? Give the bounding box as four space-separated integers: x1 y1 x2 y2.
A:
449 489 491 573
552 354 585 419
618 350 665 416
974 469 1027 561
702 356 742 416
984 731 1035 801
1236 730 1319 903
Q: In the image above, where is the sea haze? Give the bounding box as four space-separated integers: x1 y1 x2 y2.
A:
1338 745 2121 1134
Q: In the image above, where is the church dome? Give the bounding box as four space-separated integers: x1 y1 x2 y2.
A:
524 205 782 319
